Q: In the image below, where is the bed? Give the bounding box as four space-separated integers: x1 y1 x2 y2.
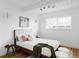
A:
14 29 60 57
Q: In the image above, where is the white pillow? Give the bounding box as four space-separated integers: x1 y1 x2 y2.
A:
16 34 35 42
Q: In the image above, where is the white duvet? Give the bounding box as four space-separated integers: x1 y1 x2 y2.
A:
16 38 60 57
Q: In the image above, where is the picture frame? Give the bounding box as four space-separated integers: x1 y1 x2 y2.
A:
19 16 29 27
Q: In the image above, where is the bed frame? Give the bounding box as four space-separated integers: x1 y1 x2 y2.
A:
13 30 57 58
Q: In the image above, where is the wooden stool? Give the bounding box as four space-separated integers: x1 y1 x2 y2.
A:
5 44 15 55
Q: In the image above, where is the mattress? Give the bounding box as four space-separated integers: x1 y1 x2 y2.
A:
16 38 60 57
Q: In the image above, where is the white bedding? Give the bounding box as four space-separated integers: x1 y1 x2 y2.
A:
16 38 60 57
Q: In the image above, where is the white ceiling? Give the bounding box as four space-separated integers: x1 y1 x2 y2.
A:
0 0 64 11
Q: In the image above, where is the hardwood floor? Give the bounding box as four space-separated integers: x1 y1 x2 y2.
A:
0 50 30 58
0 47 79 58
69 48 79 58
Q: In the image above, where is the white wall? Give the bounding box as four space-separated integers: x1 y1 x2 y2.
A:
38 7 79 49
0 10 21 56
21 11 39 36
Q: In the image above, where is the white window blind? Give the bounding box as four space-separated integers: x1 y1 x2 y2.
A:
46 16 72 29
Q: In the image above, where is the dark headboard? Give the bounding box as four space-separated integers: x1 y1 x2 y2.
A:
14 30 16 46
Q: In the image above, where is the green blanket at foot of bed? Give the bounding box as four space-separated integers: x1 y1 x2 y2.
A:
32 43 56 58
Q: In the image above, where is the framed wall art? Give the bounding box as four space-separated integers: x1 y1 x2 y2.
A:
19 16 29 27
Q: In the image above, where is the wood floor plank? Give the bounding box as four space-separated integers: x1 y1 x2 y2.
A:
0 51 30 58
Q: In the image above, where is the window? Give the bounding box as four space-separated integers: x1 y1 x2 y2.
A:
46 16 72 29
